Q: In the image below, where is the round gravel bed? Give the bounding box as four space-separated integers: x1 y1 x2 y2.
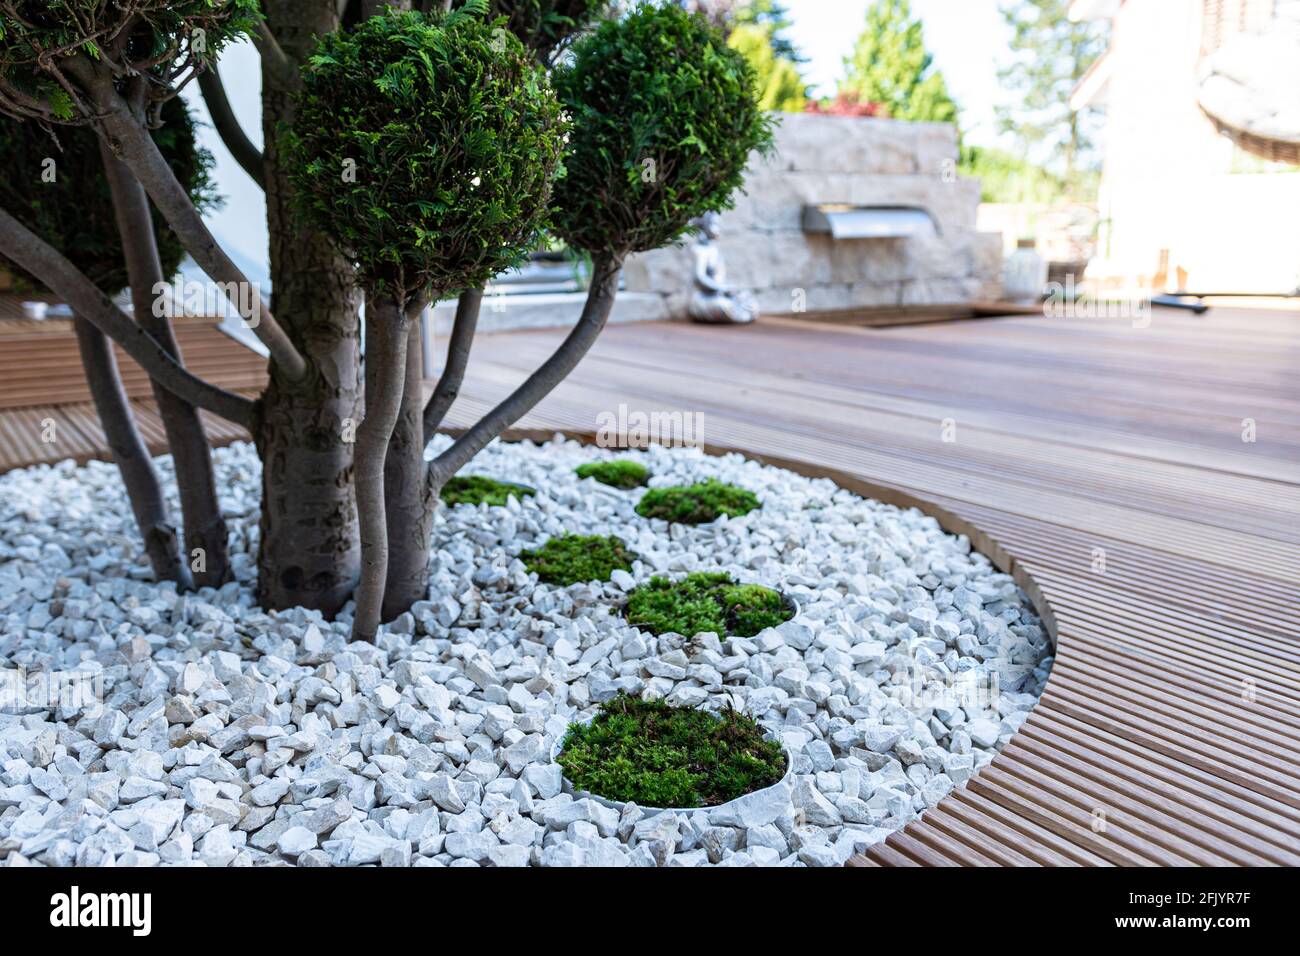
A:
0 437 1053 867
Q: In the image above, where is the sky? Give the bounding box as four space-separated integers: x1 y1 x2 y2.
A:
184 1 1016 285
784 0 1012 147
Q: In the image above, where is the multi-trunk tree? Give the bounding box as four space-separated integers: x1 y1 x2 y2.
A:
0 0 771 641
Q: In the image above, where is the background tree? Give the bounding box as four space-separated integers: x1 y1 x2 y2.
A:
728 23 806 112
0 2 266 590
995 0 1107 197
0 101 220 585
677 0 806 112
838 0 958 125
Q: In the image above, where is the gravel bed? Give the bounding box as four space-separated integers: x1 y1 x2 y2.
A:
0 437 1052 867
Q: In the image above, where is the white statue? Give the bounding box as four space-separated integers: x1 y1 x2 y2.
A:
687 212 757 325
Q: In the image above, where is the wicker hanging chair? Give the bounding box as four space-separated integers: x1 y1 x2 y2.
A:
1197 0 1300 165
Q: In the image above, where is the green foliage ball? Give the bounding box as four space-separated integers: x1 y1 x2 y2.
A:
550 2 775 257
520 533 636 586
624 571 792 638
635 479 760 524
440 475 536 507
558 694 787 808
574 459 650 489
284 5 567 301
0 99 218 293
0 1 259 122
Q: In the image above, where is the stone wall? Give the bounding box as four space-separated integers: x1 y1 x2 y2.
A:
622 113 1004 317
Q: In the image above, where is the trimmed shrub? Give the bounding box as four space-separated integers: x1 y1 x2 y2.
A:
0 98 218 293
441 476 536 507
624 571 792 638
635 479 760 524
284 4 567 301
550 2 774 258
558 694 787 808
574 459 650 489
521 533 636 585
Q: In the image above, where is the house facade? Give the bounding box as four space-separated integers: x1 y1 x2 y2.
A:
1070 0 1300 293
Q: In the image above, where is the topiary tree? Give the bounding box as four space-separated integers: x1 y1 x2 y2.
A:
0 0 771 642
551 3 774 258
0 0 280 593
0 99 219 585
284 4 567 639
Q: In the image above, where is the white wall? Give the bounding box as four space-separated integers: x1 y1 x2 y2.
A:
1093 0 1300 292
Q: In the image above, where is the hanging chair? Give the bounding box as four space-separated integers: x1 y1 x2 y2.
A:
1197 0 1300 166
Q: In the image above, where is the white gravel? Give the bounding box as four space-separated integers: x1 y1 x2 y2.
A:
0 437 1052 867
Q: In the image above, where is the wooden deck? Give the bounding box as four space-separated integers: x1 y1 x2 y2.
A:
0 314 265 469
1 304 1297 866
442 306 1300 867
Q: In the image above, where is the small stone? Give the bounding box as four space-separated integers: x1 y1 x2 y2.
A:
277 826 318 857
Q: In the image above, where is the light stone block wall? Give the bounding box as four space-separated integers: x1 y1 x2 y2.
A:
622 112 1004 317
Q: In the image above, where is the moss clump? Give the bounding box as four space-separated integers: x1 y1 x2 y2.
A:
521 534 637 586
441 476 536 507
635 479 760 524
624 572 792 638
575 459 651 489
557 694 787 808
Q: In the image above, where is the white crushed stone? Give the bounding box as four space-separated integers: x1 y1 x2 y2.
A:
0 437 1052 867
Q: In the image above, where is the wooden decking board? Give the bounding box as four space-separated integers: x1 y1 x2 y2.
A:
1018 723 1300 865
1054 655 1300 748
964 773 1166 866
912 808 1044 867
999 743 1280 866
2 306 1296 867
1033 706 1300 840
942 790 1113 867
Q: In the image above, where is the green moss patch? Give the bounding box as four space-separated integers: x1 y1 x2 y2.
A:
635 479 760 524
557 694 787 808
521 534 637 587
575 459 651 489
440 476 536 507
624 571 793 638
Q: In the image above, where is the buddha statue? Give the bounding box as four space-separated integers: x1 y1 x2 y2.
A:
687 212 757 325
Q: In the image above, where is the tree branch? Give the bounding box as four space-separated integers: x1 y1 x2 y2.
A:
251 20 298 91
198 67 265 190
75 65 308 382
100 131 233 587
421 288 481 443
427 254 622 486
0 206 256 429
73 315 188 586
353 300 413 642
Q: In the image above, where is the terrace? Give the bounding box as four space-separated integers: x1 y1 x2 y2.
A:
3 302 1296 866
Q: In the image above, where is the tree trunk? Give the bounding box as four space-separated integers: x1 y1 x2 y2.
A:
255 0 364 617
354 299 411 641
382 312 435 622
100 139 232 588
73 316 187 585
